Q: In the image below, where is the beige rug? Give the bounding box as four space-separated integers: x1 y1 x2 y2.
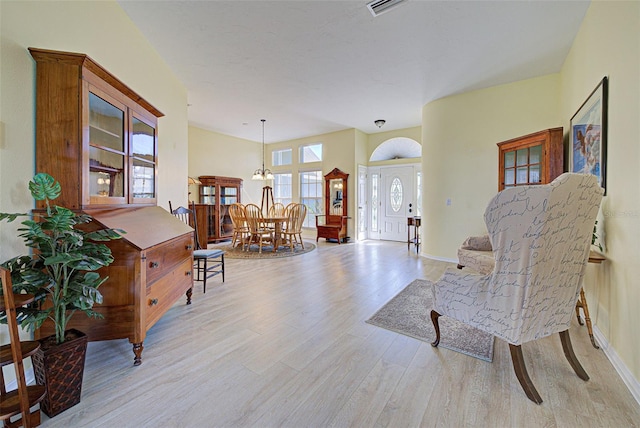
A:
210 241 316 259
366 279 495 362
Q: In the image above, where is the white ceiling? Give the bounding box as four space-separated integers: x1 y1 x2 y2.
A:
117 0 590 143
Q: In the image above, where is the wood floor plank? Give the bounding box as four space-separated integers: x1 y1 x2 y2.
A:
36 240 640 427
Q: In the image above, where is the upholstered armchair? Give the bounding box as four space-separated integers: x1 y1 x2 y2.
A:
456 234 493 274
431 173 603 403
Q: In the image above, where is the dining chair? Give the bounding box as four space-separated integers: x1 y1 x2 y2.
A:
169 202 224 292
228 203 249 249
430 173 603 404
244 203 274 253
282 203 307 250
267 202 286 217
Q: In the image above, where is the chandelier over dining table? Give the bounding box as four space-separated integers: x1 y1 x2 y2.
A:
252 119 274 181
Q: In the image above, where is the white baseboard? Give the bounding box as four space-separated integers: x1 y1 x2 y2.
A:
421 252 457 264
594 326 640 405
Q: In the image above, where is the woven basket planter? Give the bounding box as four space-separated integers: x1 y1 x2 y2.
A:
32 329 88 417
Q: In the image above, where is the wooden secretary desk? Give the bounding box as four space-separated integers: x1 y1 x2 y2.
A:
29 48 194 366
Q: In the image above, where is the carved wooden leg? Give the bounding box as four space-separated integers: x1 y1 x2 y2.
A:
577 288 598 348
508 344 543 404
132 342 144 366
186 287 193 305
576 302 584 325
430 310 441 347
559 330 589 381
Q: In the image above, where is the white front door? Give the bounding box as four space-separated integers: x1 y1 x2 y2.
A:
379 166 416 242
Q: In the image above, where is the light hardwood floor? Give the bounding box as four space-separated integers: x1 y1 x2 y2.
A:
41 240 639 427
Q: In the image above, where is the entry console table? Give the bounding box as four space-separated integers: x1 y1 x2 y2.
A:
407 217 421 252
576 251 606 349
30 48 194 365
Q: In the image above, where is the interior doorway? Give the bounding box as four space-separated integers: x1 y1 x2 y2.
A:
368 164 421 242
380 165 418 241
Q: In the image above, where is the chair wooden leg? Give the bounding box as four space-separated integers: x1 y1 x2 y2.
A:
221 254 225 283
509 344 543 404
201 258 207 293
559 330 589 381
430 310 441 347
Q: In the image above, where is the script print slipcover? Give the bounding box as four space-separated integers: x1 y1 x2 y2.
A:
432 173 604 346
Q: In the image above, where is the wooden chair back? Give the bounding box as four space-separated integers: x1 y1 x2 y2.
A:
286 203 307 233
244 203 266 233
268 202 286 217
229 203 247 228
169 202 204 250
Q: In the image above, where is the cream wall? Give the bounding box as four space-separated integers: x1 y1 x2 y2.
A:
422 0 640 395
560 0 640 391
188 126 263 205
422 74 561 259
0 0 188 347
267 128 357 233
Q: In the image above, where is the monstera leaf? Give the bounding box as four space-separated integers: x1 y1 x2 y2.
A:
28 172 61 202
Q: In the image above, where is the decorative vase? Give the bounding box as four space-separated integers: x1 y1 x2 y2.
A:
31 329 88 417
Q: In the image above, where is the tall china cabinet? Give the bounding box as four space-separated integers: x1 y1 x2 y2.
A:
497 127 564 191
29 48 194 366
196 176 242 243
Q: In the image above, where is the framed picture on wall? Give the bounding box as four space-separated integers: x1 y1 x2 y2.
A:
570 76 608 193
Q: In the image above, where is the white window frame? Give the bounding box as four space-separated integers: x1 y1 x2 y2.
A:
299 143 323 164
299 169 323 228
272 148 292 166
273 172 292 206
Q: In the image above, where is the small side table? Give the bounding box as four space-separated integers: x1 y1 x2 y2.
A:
407 217 421 252
576 250 606 348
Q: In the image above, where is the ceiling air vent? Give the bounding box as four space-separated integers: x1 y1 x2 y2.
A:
366 0 408 17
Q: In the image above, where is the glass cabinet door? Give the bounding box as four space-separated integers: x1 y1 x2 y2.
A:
219 185 238 205
88 92 126 203
200 185 216 205
131 115 157 201
502 143 543 188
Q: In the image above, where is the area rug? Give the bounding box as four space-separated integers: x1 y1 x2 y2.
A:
366 279 495 362
210 241 316 259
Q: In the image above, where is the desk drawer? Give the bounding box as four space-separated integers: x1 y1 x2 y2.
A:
146 234 194 285
145 258 193 330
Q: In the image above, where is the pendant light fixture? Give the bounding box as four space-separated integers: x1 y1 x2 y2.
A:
252 119 274 181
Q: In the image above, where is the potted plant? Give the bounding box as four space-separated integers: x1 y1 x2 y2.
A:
0 173 123 417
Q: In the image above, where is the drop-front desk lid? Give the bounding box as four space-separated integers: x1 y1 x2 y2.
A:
87 206 193 250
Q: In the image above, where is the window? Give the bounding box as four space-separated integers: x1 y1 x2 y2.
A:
273 173 292 206
371 173 379 235
389 177 403 212
300 170 323 228
272 148 292 166
299 143 322 163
